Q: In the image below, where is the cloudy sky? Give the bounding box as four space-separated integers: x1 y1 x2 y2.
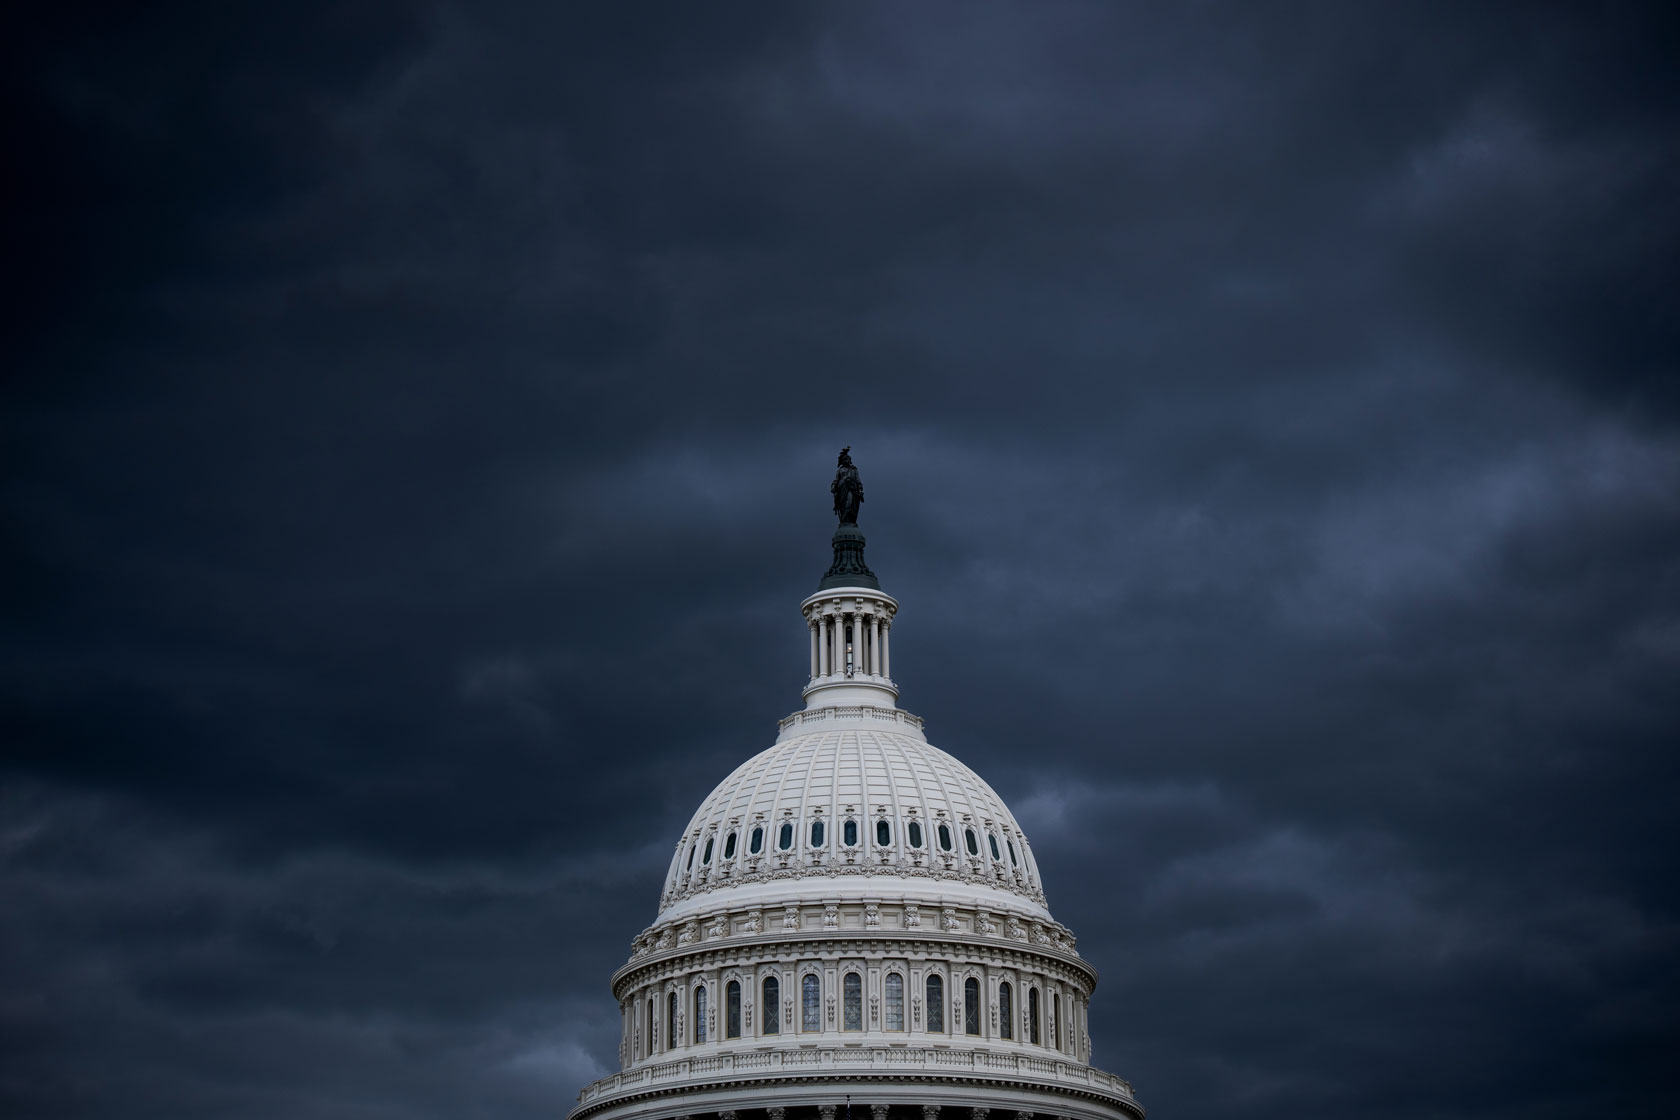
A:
4 2 1677 1117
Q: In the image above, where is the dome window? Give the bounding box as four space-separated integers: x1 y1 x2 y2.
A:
778 822 794 851
875 820 891 846
963 977 981 1035
762 977 780 1035
1028 986 1041 1045
938 824 953 851
686 843 697 870
723 832 738 860
726 980 742 1038
810 820 825 848
693 985 708 1043
999 981 1014 1040
843 972 863 1031
1007 839 1018 866
964 828 979 856
749 827 763 855
667 991 677 1050
907 821 924 849
802 974 821 1031
702 837 714 864
843 820 858 847
884 972 904 1030
988 834 1001 862
926 974 944 1032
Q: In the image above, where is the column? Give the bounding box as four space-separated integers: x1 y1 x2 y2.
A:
819 616 830 676
870 613 881 675
882 621 891 679
834 611 845 674
810 619 819 678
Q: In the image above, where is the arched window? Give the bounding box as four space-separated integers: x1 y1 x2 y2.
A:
884 973 904 1030
988 834 1002 862
963 977 980 1036
1007 839 1018 866
750 827 764 854
965 828 979 856
802 974 821 1032
1029 986 1040 1045
647 997 657 1052
762 976 780 1034
876 820 891 846
726 980 741 1039
702 836 714 864
908 821 923 848
1051 992 1060 1050
926 974 944 1032
810 820 825 848
938 823 953 851
667 991 677 1050
843 819 858 846
843 972 862 1031
999 982 1014 1040
723 832 738 860
694 985 709 1044
779 822 794 851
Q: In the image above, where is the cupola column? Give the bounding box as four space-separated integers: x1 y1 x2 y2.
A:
810 621 819 679
870 614 881 676
882 621 891 680
818 616 830 676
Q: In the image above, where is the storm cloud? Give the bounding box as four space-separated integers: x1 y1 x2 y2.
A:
4 2 1677 1117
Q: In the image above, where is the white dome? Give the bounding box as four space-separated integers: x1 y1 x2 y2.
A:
659 710 1048 922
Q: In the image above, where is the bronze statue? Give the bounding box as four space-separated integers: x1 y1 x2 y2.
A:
831 446 864 524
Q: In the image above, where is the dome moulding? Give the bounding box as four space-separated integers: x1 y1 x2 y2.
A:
571 449 1143 1120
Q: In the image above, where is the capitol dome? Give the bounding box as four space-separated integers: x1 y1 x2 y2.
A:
572 450 1143 1120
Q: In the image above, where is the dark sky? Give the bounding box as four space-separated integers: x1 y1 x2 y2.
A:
4 3 1678 1117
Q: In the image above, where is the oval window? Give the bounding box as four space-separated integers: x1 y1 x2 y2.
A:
908 821 923 848
811 820 825 848
938 824 953 851
778 822 794 851
1007 839 1018 866
965 828 979 856
876 820 891 846
703 837 714 864
723 832 738 860
843 820 858 846
687 843 696 869
988 834 1001 861
750 827 763 854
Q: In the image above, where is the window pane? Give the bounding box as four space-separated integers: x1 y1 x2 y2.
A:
727 981 741 1039
703 837 714 863
884 973 903 1030
687 844 696 869
876 820 890 846
811 821 825 847
938 824 952 851
802 974 821 1031
1008 840 1018 866
668 992 677 1048
1051 993 1060 1050
1029 987 1040 1044
965 829 979 856
843 820 858 846
843 972 862 1031
908 821 923 848
999 982 1013 1039
926 975 944 1032
762 977 779 1034
724 832 737 860
779 823 794 850
694 986 708 1043
750 827 763 854
964 978 980 1035
989 834 1001 861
